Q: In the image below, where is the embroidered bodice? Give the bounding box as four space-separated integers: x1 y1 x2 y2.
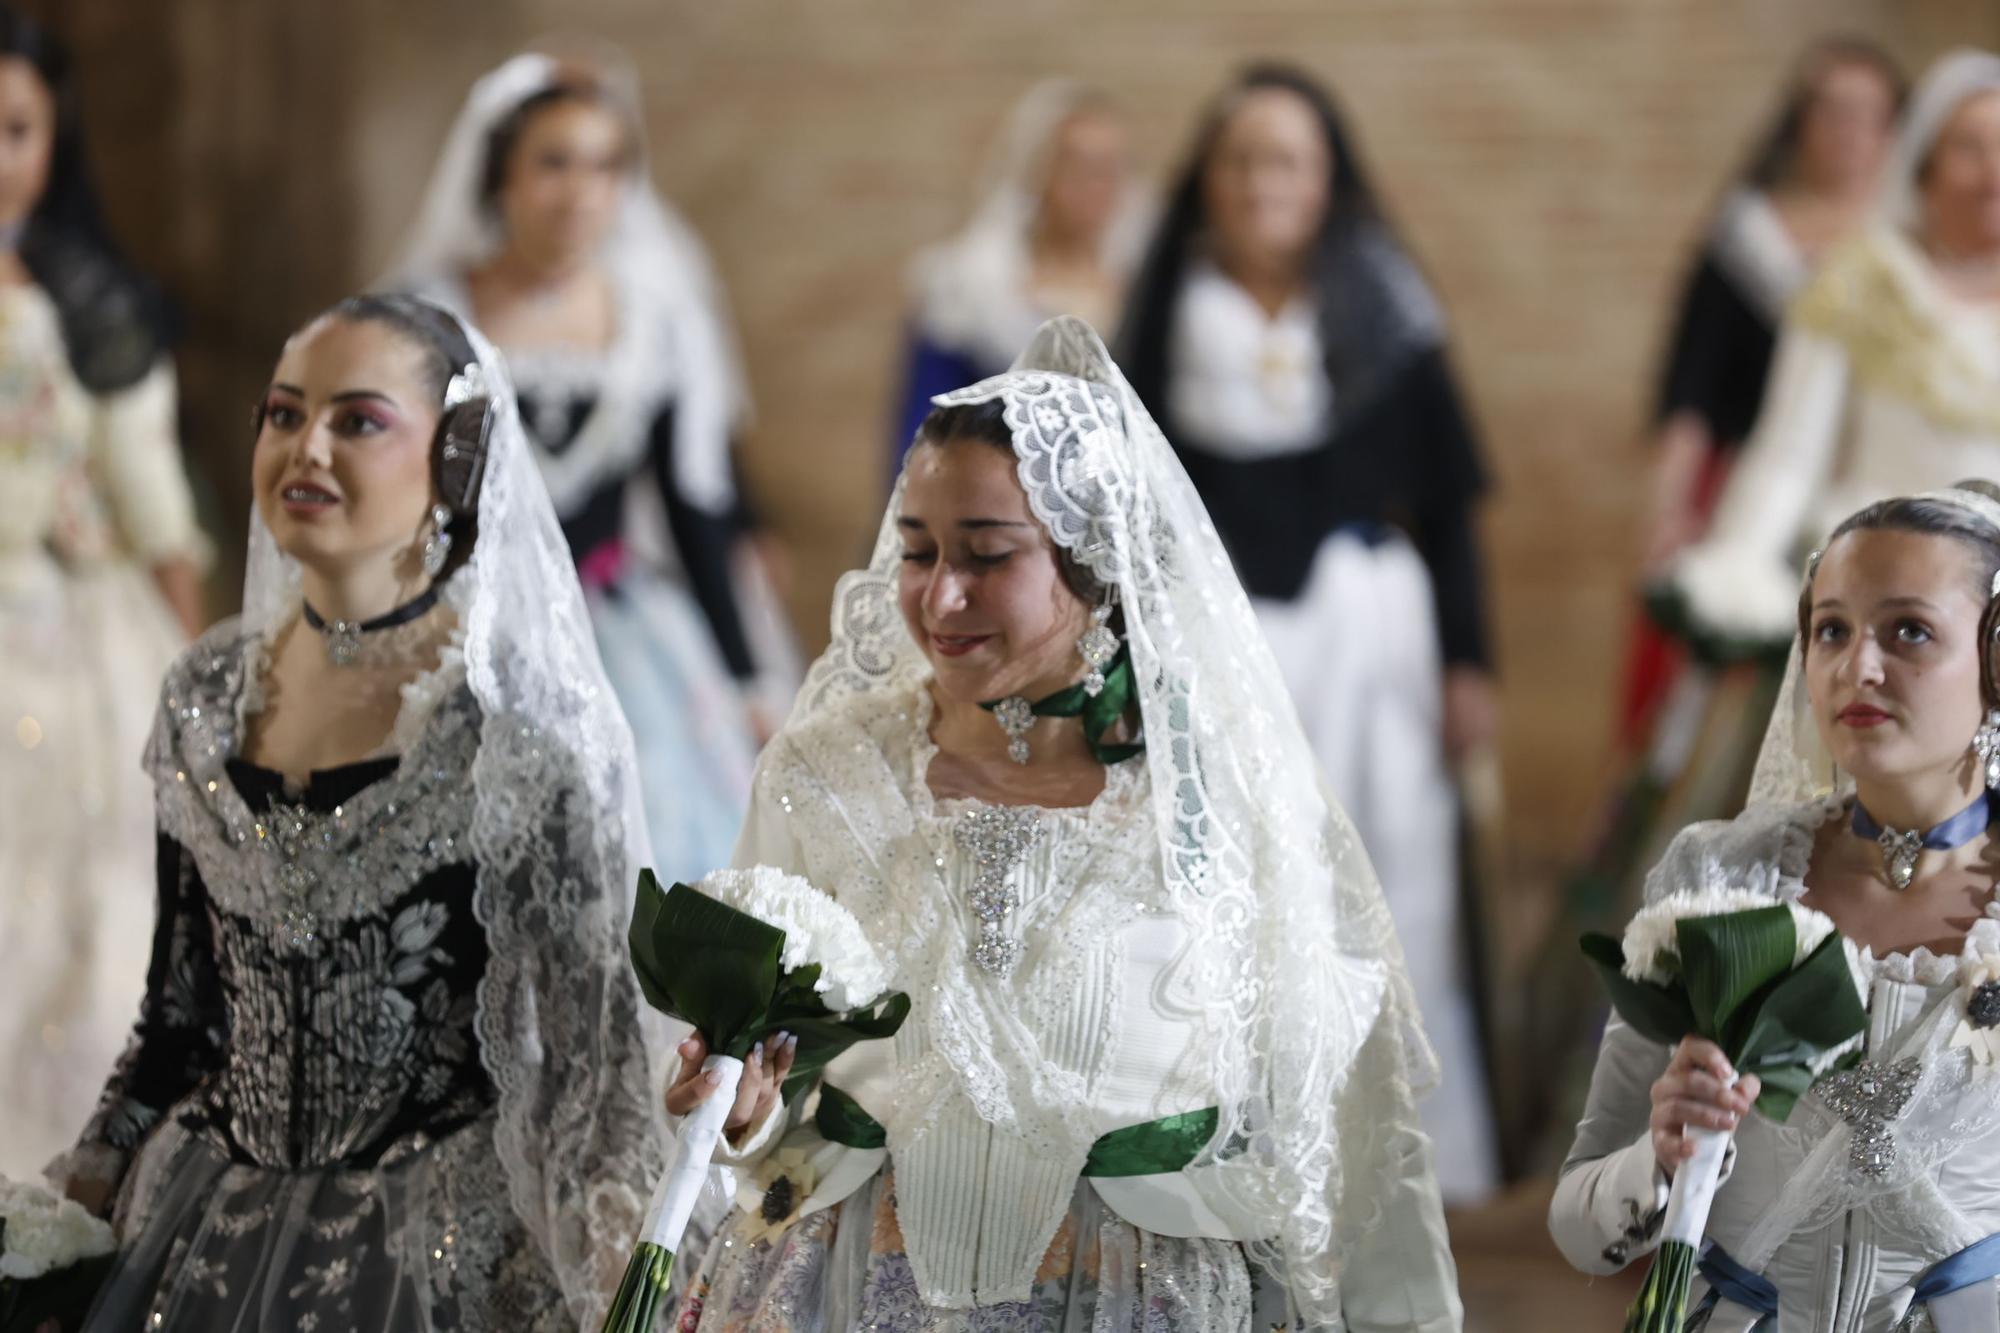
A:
79 632 494 1173
1554 799 2000 1332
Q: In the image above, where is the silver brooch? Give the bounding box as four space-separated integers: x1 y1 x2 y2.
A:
1817 1057 1921 1178
991 696 1035 765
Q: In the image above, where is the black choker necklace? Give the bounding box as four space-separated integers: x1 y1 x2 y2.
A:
302 586 441 666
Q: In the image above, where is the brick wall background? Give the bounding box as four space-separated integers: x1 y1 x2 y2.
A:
34 0 2000 872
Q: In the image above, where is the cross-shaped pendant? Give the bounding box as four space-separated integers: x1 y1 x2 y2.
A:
1815 1057 1921 1178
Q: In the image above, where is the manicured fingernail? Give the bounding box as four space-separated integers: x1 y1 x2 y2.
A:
785 1033 799 1049
753 1041 764 1062
705 1070 722 1085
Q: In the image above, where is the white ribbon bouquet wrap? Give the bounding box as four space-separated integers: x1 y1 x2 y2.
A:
601 866 907 1331
1582 887 1868 1332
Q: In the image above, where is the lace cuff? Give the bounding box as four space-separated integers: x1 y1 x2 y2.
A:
1547 1128 1731 1275
89 363 213 569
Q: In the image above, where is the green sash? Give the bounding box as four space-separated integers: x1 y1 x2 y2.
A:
815 1085 1217 1177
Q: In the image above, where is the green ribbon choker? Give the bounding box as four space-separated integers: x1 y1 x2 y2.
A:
978 643 1142 765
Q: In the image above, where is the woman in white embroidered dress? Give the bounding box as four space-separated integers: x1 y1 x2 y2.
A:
1666 49 2000 651
55 295 663 1330
1554 484 2000 1331
0 10 212 1181
661 317 1461 1332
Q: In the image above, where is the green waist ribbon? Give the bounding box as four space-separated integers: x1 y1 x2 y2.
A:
815 1085 1218 1177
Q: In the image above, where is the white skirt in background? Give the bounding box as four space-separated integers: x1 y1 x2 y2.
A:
1254 529 1498 1204
589 570 759 888
1 554 181 1180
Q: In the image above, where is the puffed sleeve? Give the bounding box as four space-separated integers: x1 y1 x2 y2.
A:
1665 329 1850 642
88 360 211 567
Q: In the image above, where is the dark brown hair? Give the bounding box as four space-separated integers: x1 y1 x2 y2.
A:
317 294 492 580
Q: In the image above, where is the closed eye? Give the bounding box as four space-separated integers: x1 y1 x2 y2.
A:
899 548 936 565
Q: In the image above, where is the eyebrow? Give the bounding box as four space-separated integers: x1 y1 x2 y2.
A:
896 517 1032 531
265 383 400 409
1810 595 1942 612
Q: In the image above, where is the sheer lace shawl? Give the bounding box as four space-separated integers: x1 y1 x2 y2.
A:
776 316 1441 1323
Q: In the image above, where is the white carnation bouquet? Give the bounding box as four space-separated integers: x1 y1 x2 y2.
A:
600 867 908 1332
1 1176 116 1329
1582 888 1868 1332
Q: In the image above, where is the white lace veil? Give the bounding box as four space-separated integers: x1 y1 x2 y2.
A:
789 315 1434 1321
1748 484 2000 809
909 80 1154 372
385 49 748 514
1880 48 2000 232
239 305 664 1326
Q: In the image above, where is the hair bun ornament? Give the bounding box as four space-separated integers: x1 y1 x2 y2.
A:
436 361 495 516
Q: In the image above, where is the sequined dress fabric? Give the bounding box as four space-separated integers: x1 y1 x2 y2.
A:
70 638 581 1331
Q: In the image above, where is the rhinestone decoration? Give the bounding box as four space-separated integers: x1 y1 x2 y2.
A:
420 503 454 579
324 620 363 668
1077 604 1119 698
443 361 486 408
1975 711 2000 789
955 805 1044 979
1816 1057 1921 1179
1971 981 2000 1030
991 695 1035 765
1876 827 1924 891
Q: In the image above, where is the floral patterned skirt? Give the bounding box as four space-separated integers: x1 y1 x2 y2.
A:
672 1169 1261 1333
81 1114 570 1332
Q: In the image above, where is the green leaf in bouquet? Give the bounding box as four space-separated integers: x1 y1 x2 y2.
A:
1675 907 1797 1051
1580 932 1696 1046
1729 932 1868 1119
628 872 785 1059
777 990 912 1103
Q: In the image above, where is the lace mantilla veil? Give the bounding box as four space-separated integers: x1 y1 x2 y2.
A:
786 315 1436 1322
229 310 665 1325
385 49 748 515
1748 484 2000 809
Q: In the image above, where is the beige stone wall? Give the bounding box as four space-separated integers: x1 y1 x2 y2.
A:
40 0 2000 866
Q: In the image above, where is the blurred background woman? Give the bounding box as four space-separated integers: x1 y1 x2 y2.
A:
892 78 1152 466
0 7 209 1181
391 51 785 886
1117 62 1500 1203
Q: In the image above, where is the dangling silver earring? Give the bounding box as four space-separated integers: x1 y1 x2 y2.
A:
420 503 453 579
1077 600 1120 698
1974 708 2000 790
992 696 1035 765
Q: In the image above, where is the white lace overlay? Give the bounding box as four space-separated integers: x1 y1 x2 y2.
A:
199 312 666 1329
779 317 1439 1323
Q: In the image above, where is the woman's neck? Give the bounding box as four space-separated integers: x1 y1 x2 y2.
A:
300 560 427 626
1851 768 1988 836
1213 248 1307 320
928 683 1094 768
478 243 597 300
